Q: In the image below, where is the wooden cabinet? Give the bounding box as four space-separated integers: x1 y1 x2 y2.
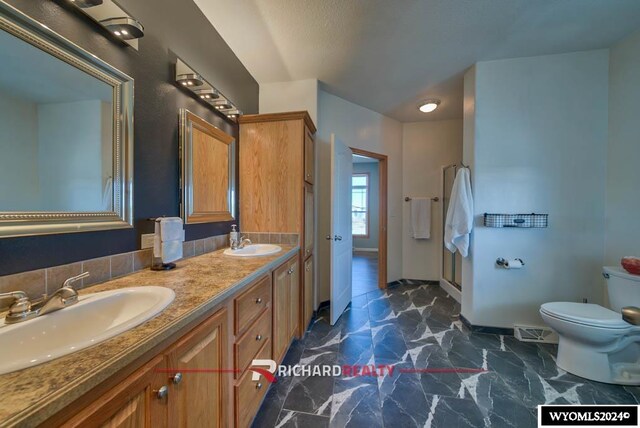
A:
272 255 300 363
234 274 271 336
304 183 314 260
166 309 228 428
304 128 314 184
303 257 314 330
63 356 168 428
239 111 317 338
65 310 228 428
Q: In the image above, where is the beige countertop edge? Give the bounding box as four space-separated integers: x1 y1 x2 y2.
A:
4 245 299 428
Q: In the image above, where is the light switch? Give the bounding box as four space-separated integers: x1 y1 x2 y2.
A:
141 233 155 249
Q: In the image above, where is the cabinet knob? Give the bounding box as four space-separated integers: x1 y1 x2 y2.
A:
256 382 263 390
287 268 294 275
155 385 169 400
172 372 183 385
256 334 262 341
255 297 262 304
306 266 311 272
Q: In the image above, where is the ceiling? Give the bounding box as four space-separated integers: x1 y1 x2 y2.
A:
194 0 640 122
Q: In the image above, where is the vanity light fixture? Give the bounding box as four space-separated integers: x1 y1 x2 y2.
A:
176 73 204 87
418 99 440 113
100 17 144 40
194 88 219 101
69 0 103 8
175 58 243 122
64 0 144 49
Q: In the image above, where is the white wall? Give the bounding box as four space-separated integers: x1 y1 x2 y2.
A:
317 90 403 303
463 50 609 328
606 29 640 265
402 120 462 280
0 91 39 211
353 161 380 250
259 79 319 125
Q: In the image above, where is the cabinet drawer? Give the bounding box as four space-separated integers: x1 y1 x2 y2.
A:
235 341 271 428
235 307 272 376
234 274 271 335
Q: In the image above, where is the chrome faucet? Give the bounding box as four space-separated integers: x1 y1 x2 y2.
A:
230 232 252 250
0 271 89 324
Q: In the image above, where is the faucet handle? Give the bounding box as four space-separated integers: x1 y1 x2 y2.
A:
0 290 29 311
62 271 90 289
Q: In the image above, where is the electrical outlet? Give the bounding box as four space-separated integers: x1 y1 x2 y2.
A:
141 233 155 249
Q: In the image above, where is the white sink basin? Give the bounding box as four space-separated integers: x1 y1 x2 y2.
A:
223 244 282 257
0 286 175 375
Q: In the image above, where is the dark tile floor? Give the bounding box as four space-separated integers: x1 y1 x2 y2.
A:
352 252 378 297
252 280 640 428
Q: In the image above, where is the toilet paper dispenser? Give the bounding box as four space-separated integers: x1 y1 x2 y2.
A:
496 258 525 269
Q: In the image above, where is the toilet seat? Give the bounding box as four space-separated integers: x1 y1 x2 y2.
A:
540 302 630 330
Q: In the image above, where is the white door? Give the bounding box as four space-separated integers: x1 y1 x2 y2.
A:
329 134 353 325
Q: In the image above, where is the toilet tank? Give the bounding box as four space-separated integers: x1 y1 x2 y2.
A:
604 266 640 312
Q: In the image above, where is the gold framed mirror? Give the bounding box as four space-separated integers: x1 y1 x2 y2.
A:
0 2 134 238
179 109 236 224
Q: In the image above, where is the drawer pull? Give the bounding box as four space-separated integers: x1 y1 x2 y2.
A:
255 297 263 304
256 382 263 390
172 372 183 385
154 385 169 400
256 334 263 341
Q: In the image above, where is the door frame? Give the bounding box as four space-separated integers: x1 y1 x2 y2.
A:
350 147 388 289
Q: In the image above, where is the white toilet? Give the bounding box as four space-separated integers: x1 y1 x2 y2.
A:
540 267 640 385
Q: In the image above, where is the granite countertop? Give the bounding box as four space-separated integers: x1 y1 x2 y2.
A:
0 245 298 428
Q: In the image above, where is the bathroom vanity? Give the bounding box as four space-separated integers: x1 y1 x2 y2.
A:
0 246 300 428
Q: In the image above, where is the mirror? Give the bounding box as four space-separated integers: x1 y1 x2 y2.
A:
0 2 133 237
180 109 236 224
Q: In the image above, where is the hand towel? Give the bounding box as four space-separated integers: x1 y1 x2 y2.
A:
410 197 431 239
153 217 184 262
444 168 474 257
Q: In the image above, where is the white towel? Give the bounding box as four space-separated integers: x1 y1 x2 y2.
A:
410 197 431 239
153 217 184 263
444 168 474 257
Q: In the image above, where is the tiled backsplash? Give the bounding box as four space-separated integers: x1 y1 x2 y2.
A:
0 232 298 300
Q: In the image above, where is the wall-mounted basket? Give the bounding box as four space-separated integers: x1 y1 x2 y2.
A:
484 213 548 228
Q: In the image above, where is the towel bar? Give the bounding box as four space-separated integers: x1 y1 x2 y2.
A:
405 196 439 202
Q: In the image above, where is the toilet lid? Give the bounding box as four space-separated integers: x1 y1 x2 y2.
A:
540 302 630 329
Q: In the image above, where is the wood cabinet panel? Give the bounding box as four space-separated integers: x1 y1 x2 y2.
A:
288 256 300 340
304 183 314 259
234 274 271 335
272 261 290 363
304 129 314 184
62 356 168 428
166 309 228 428
239 120 303 232
304 257 314 331
234 308 271 376
234 341 270 428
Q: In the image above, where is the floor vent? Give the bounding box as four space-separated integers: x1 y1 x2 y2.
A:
514 325 558 343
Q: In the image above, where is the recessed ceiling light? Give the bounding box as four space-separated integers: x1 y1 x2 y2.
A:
418 99 440 113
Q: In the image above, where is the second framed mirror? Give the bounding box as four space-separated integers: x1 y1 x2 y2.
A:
179 109 236 224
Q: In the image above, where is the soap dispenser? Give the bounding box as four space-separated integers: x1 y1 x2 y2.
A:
230 224 238 248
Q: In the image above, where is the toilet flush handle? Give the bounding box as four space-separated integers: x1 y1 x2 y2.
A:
621 307 640 325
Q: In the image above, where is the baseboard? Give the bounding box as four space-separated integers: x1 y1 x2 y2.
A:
353 248 379 252
439 279 461 303
460 314 514 336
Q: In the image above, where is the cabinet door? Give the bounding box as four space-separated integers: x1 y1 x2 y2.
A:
304 129 314 184
166 308 228 428
272 261 290 363
62 356 168 428
288 256 300 340
303 257 314 331
304 183 314 259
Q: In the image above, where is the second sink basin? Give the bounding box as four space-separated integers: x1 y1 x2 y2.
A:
0 286 175 375
223 244 282 257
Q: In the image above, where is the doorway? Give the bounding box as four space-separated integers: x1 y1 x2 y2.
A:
350 148 388 297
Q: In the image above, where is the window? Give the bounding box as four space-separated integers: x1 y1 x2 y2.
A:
352 173 369 237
